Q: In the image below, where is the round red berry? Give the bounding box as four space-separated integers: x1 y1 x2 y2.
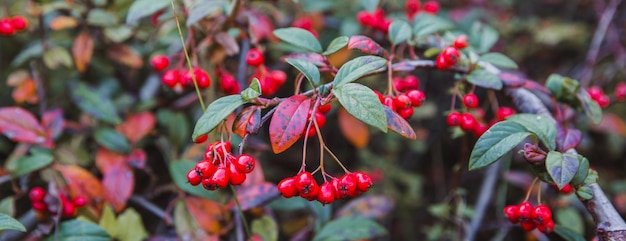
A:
517 202 534 223
394 94 412 109
354 172 373 192
0 18 15 35
32 201 48 212
441 47 460 65
503 205 520 224
317 182 337 204
10 16 28 31
234 154 256 174
404 75 420 90
72 196 87 207
374 90 384 103
228 163 247 186
597 94 610 108
472 123 488 137
423 1 440 14
208 167 230 190
531 205 552 225
336 173 358 199
459 113 477 131
270 70 287 86
206 141 232 159
462 93 479 109
187 169 202 186
318 103 332 114
295 172 315 194
405 0 421 16
195 160 215 179
356 11 375 26
393 77 407 92
520 221 536 231
406 89 425 107
446 111 461 127
454 35 468 49
277 177 298 198
383 96 396 112
588 86 604 100
615 82 626 101
220 72 241 95
29 187 46 202
61 201 76 218
194 134 208 143
559 183 574 194
150 55 169 72
496 107 515 121
397 107 414 120
246 49 265 66
435 54 449 70
181 68 211 88
161 69 180 88
538 220 554 234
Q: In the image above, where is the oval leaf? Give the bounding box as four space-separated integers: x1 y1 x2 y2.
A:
333 56 387 87
126 0 170 24
333 83 387 132
323 36 349 55
116 112 156 144
251 215 278 241
466 69 503 90
192 95 246 140
6 152 53 177
469 121 531 170
336 195 395 219
184 196 226 234
72 83 121 124
54 164 104 204
577 90 603 125
233 106 262 137
273 27 323 53
231 182 279 211
383 106 416 139
105 44 143 69
388 20 412 45
285 58 321 86
101 162 134 212
545 151 579 189
348 35 386 56
413 13 454 37
0 213 25 232
95 128 131 154
556 124 582 151
44 219 111 241
338 107 370 148
507 114 556 150
360 0 379 12
479 52 518 69
554 224 586 241
312 216 387 241
241 78 262 100
269 95 311 153
0 107 46 144
72 31 94 73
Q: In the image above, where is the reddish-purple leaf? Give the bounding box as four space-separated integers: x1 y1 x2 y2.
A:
391 61 416 72
499 72 526 88
556 124 582 151
348 35 387 56
248 9 275 43
522 80 551 95
592 113 626 136
0 107 47 144
336 195 395 219
125 148 147 169
54 164 104 208
230 182 279 211
184 196 226 234
42 109 65 140
383 106 416 139
282 53 326 67
269 95 311 153
233 106 262 137
101 161 134 212
116 112 156 144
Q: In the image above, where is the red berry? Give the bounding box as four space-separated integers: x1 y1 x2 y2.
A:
206 141 232 159
404 75 420 90
0 18 15 35
187 169 202 186
517 202 534 223
446 111 461 127
472 123 488 137
317 182 337 204
394 94 412 109
454 34 468 49
532 205 552 225
383 96 396 112
295 172 315 194
393 77 407 92
277 177 298 198
520 221 536 231
354 172 373 192
181 68 211 88
150 55 169 72
559 183 574 194
228 163 247 186
72 196 87 207
194 134 208 143
207 167 230 190
460 113 477 131
441 47 460 65
292 17 313 30
32 201 48 212
496 107 515 121
318 103 332 114
195 160 216 179
615 82 626 101
435 54 449 70
538 220 555 234
10 16 28 31
374 90 384 103
270 70 287 86
29 187 46 202
597 94 610 108
356 11 375 27
234 154 256 174
246 49 265 66
336 173 358 199
406 89 426 107
161 69 180 88
405 0 421 17
220 72 241 95
423 1 440 14
462 93 479 109
588 86 604 100
503 205 520 224
61 201 76 218
397 107 414 120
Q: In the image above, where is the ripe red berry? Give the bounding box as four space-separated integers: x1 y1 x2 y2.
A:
462 93 479 109
206 141 232 159
234 154 256 174
520 221 536 231
374 90 384 103
356 11 376 27
496 107 515 121
220 72 241 95
0 18 15 35
588 86 604 100
336 173 358 199
559 183 574 194
208 167 230 190
423 1 440 14
32 201 48 212
393 77 407 92
181 68 211 88
354 172 373 192
405 0 421 18
532 205 552 225
454 34 469 49
615 82 626 101
194 134 208 143
270 70 287 87
277 177 298 198
228 163 247 185
72 196 87 207
383 96 396 112
441 47 460 65
246 49 265 67
459 113 477 131
472 123 488 137
161 69 180 88
195 160 216 179
61 201 76 218
538 220 555 234
404 75 420 90
318 103 332 114
317 182 337 204
10 16 28 31
29 187 46 202
503 205 520 223
394 94 412 109
517 202 534 223
435 54 449 70
397 107 414 120
295 172 315 193
150 55 169 72
291 16 313 30
446 111 461 127
406 89 426 107
596 94 610 108
187 169 202 186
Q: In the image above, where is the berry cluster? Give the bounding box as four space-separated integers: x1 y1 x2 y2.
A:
291 16 319 38
246 48 287 97
151 55 212 90
436 35 468 70
504 202 554 234
277 171 372 204
356 8 392 33
29 187 86 219
447 93 516 138
405 0 440 21
186 141 256 190
376 75 426 120
588 86 610 108
304 103 331 137
0 16 28 36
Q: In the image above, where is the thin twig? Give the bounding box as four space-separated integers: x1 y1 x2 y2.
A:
464 162 500 241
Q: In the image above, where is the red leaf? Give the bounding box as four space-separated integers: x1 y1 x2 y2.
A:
338 107 369 148
384 107 416 139
556 124 582 151
233 106 261 137
101 161 133 212
42 109 65 140
247 9 275 43
95 148 126 173
269 95 311 153
592 113 626 137
184 197 226 234
348 35 387 56
498 72 526 88
54 164 103 207
230 182 278 211
116 112 156 144
125 149 147 169
0 107 47 144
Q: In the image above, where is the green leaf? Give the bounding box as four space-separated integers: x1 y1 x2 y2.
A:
546 74 580 104
466 69 503 90
323 36 349 55
583 170 599 185
576 185 593 200
0 213 25 232
577 90 603 125
285 58 321 86
252 215 278 241
94 128 131 154
555 207 584 236
388 20 412 45
479 52 518 69
87 9 118 27
470 22 499 53
241 78 262 100
126 0 170 24
43 47 73 69
104 26 133 43
0 197 14 216
571 156 589 186
507 114 557 150
44 219 110 241
360 0 379 12
98 206 118 238
157 110 190 149
5 152 54 177
116 208 148 241
273 27 323 53
545 151 579 189
168 160 217 200
11 43 43 67
72 82 122 124
554 224 586 241
312 217 387 241
424 47 440 58
413 14 454 38
469 121 531 170
186 0 225 26
333 56 387 87
192 95 245 140
333 83 387 132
